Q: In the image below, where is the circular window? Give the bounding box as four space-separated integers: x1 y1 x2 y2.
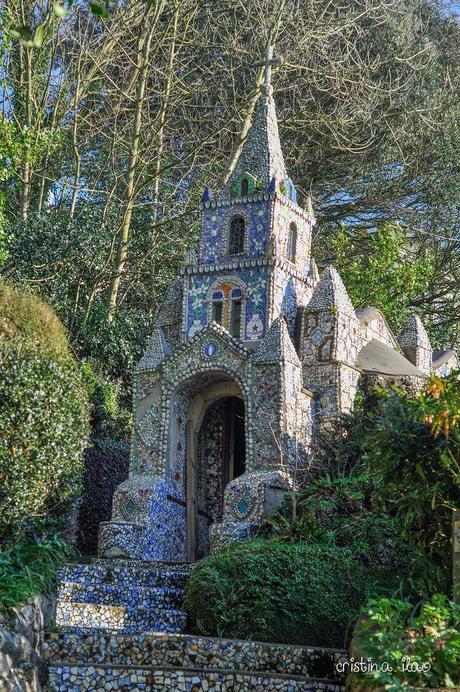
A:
203 342 218 358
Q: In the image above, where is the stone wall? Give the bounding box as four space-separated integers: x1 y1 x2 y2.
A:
0 596 55 692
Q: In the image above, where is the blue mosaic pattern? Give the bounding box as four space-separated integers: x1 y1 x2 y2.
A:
140 477 186 561
98 477 186 561
186 267 268 341
201 199 270 263
55 560 191 634
203 341 218 357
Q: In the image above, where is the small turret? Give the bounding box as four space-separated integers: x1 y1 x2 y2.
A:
307 265 354 312
301 266 359 366
300 266 361 423
398 314 432 374
252 317 312 467
135 328 171 373
253 315 300 365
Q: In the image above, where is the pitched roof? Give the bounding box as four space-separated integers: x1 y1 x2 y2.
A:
432 349 458 370
220 85 287 197
358 339 426 378
252 316 300 365
307 265 355 314
135 328 172 372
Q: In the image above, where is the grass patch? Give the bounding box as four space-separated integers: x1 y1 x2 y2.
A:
0 534 75 614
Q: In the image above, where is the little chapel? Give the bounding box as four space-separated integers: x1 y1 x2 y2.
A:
96 52 458 564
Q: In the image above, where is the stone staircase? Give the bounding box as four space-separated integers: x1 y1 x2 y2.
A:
45 558 348 690
54 560 189 635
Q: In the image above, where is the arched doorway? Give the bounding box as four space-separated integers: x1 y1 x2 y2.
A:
167 372 247 561
194 396 245 559
176 377 246 561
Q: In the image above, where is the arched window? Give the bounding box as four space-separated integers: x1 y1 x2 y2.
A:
241 178 249 196
211 291 224 324
230 288 242 338
208 282 245 339
286 222 297 264
228 216 245 255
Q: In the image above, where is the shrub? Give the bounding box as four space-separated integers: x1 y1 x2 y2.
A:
268 406 422 595
269 472 412 574
75 363 131 555
0 534 76 615
351 594 460 689
270 373 459 597
0 282 70 357
184 539 401 647
366 374 460 594
81 361 131 441
0 283 90 540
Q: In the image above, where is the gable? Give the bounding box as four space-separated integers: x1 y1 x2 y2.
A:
161 323 250 388
355 307 399 350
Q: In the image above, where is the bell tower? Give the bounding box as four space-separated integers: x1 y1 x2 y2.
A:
182 47 317 344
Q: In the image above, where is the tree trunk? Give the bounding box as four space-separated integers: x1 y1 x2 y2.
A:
106 9 157 322
150 1 180 272
19 47 33 219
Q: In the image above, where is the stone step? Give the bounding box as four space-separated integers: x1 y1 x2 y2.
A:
58 560 191 590
90 558 193 573
47 663 346 691
58 581 183 610
55 602 187 634
45 631 347 681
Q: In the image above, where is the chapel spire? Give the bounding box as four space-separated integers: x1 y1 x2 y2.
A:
219 45 287 198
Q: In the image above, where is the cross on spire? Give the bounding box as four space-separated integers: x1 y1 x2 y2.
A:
255 45 282 89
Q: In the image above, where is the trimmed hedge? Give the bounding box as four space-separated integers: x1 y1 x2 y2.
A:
0 283 89 540
0 282 70 357
184 539 394 647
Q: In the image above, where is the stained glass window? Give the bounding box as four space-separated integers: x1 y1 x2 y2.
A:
212 301 223 324
230 300 242 337
229 216 245 255
286 222 297 264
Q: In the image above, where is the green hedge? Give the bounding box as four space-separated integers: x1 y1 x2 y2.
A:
0 283 89 540
184 539 393 647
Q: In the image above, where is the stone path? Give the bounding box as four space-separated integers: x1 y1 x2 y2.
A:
46 559 348 690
